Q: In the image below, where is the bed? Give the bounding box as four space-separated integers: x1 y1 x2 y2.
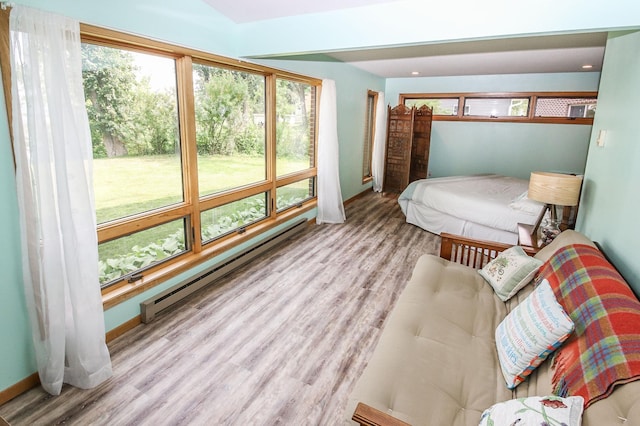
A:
398 174 545 244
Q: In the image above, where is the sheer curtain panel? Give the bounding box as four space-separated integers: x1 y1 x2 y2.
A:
10 5 112 395
372 92 386 192
316 79 346 224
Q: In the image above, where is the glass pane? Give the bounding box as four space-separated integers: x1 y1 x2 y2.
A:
98 219 187 287
200 193 268 243
277 178 314 211
363 93 375 178
404 98 459 115
276 79 316 177
193 64 266 197
463 98 530 117
82 44 183 224
535 98 597 118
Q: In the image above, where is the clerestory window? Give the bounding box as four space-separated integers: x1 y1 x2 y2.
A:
401 92 597 124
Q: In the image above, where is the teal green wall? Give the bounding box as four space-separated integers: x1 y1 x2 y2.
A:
385 73 600 179
577 31 640 293
0 80 37 394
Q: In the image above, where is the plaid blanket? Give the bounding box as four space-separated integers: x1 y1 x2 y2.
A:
535 243 640 408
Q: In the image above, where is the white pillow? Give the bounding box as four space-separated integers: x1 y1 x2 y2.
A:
495 279 574 389
478 246 543 301
509 190 545 215
479 395 584 426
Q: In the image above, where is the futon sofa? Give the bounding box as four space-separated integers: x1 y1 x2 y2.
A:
345 230 640 425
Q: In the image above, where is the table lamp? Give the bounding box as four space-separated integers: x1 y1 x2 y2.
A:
527 171 583 245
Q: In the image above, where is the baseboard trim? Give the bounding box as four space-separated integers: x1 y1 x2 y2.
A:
344 188 374 206
106 315 141 343
0 373 39 406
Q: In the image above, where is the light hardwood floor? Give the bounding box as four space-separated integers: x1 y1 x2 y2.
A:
0 191 440 426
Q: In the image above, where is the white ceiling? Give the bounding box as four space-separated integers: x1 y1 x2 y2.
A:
202 0 607 78
323 34 607 78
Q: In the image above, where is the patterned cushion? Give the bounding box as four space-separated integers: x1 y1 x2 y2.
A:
536 243 640 408
479 246 543 301
479 395 584 426
496 279 574 389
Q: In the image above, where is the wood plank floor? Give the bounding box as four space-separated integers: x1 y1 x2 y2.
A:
0 191 440 426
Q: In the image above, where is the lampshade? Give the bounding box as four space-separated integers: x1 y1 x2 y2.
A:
528 172 583 206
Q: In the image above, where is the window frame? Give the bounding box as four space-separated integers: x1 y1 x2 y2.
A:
399 91 598 125
362 90 378 183
81 24 320 308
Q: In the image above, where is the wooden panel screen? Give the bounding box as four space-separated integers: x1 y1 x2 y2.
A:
382 104 413 193
382 104 432 194
410 104 432 184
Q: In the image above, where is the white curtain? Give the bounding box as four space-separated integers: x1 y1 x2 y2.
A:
372 92 386 192
316 79 346 224
10 5 112 395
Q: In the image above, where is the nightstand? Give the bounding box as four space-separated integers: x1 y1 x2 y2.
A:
517 223 543 254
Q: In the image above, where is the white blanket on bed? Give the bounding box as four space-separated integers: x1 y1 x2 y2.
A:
398 174 544 234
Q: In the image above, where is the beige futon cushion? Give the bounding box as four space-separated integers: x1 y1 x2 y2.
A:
345 255 511 425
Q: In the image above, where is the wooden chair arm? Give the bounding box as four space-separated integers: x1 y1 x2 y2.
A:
439 232 537 268
352 403 411 426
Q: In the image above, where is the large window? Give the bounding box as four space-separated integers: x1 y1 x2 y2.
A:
400 92 597 124
81 26 319 298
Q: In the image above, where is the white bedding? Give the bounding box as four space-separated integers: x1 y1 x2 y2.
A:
398 174 545 244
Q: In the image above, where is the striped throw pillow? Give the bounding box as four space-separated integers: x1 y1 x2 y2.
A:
496 279 574 389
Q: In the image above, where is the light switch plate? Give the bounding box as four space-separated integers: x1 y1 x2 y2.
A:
596 130 607 147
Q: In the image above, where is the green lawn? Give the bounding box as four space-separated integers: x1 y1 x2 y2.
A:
93 154 309 223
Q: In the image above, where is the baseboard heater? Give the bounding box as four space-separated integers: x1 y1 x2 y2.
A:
140 218 308 323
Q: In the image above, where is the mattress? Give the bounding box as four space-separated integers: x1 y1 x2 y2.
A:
398 174 545 244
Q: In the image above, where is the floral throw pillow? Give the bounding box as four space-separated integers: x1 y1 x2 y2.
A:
479 395 584 426
479 246 543 301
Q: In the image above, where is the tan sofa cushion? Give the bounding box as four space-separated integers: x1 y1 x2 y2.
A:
345 255 512 425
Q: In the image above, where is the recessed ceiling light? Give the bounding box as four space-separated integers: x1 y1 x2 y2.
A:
582 64 593 69
411 71 420 75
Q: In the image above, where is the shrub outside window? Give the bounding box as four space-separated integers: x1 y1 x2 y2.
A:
276 178 315 212
200 193 268 243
